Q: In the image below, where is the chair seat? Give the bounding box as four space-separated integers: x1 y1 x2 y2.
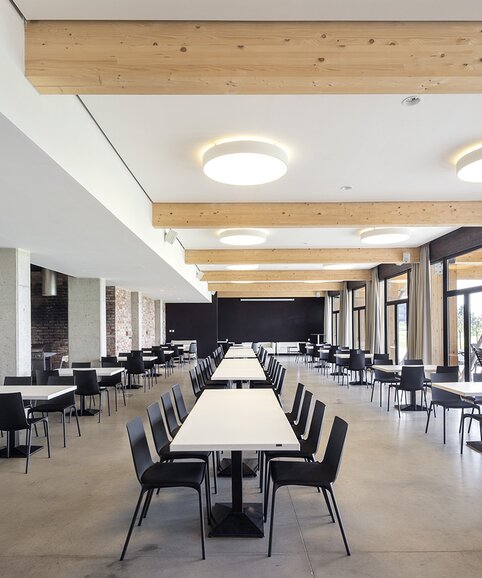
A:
31 402 75 413
140 461 205 489
270 460 336 486
433 400 477 409
376 376 400 383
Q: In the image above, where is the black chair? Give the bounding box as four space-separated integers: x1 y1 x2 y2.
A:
120 417 206 561
147 401 216 496
425 373 478 444
388 366 426 417
100 360 126 411
404 359 423 365
370 360 399 408
4 376 33 410
436 366 460 374
101 356 117 364
73 370 110 422
261 400 326 495
285 383 305 425
172 383 189 423
343 352 366 387
296 342 307 363
160 391 181 437
190 368 203 399
35 369 58 385
152 346 170 377
30 376 81 448
0 392 51 473
460 374 482 453
125 356 148 391
71 362 91 368
266 416 350 557
292 390 313 439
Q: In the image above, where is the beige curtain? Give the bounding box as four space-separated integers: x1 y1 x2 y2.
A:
338 283 352 347
408 244 432 362
324 295 332 344
365 268 382 353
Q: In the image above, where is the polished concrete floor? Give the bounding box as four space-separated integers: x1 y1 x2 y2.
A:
1 358 481 578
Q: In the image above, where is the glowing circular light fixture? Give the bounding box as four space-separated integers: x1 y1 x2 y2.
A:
218 229 267 246
360 227 410 245
456 147 482 182
226 264 259 271
325 263 368 270
203 140 288 185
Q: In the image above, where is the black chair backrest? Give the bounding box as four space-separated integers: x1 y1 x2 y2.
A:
172 345 180 357
404 359 423 365
102 360 123 368
172 384 188 422
322 416 348 482
4 376 32 385
160 391 179 437
101 356 118 366
118 352 131 357
290 383 305 420
126 416 154 484
0 392 29 430
275 367 286 395
146 402 170 454
126 355 145 373
72 362 91 368
374 359 395 380
305 400 326 453
131 350 143 357
436 366 459 374
299 343 307 354
48 376 76 385
373 353 389 362
190 368 202 397
35 369 58 384
430 373 461 402
73 369 100 395
349 352 365 370
296 390 313 435
45 375 76 405
400 366 425 389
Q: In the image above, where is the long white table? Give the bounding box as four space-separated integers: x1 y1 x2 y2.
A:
116 356 157 362
0 385 76 458
224 348 257 359
171 389 299 537
211 359 266 382
373 364 438 411
58 367 125 377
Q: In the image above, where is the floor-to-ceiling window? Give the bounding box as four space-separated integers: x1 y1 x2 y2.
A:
352 286 366 350
331 294 340 346
444 247 482 380
385 272 409 363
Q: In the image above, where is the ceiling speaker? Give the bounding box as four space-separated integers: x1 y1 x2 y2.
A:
164 229 178 245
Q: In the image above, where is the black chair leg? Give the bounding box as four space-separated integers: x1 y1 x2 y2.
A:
396 389 401 418
267 484 278 557
73 406 81 437
25 426 32 474
264 466 271 522
62 412 67 447
139 489 154 526
443 407 446 444
211 452 218 494
120 489 146 561
98 394 102 423
198 489 206 560
327 486 351 556
321 487 335 522
425 404 433 434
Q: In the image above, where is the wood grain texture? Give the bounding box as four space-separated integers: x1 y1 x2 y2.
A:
208 282 342 293
217 291 328 298
202 269 371 282
186 247 420 265
153 202 482 228
25 21 482 94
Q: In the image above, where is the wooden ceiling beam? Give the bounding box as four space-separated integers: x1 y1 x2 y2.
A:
186 247 420 265
218 291 326 298
153 202 482 229
25 21 482 94
209 282 343 293
202 269 371 282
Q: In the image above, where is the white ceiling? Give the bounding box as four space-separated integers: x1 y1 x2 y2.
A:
15 0 482 21
0 112 207 302
83 94 482 205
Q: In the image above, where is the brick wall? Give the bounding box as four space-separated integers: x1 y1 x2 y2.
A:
115 287 132 354
106 286 116 355
31 270 68 368
142 295 156 347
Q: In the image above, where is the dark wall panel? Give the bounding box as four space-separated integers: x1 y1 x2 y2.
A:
218 297 324 343
165 295 218 358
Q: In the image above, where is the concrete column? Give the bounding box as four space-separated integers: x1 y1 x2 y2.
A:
0 248 31 382
131 291 142 350
155 299 164 344
68 278 106 364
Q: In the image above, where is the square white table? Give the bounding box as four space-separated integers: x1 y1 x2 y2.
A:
0 385 76 458
224 348 257 359
171 389 299 537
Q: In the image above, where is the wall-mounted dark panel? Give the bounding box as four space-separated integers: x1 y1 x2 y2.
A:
378 263 412 280
218 297 324 343
429 227 482 263
165 295 218 358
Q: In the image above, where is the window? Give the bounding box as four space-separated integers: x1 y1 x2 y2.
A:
331 294 340 345
385 272 409 363
444 247 482 380
352 286 366 350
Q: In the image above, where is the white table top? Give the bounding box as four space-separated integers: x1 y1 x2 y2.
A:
432 381 482 397
117 356 157 362
224 348 257 359
58 367 125 377
372 364 437 374
170 389 300 452
335 353 373 360
211 358 267 381
0 385 76 400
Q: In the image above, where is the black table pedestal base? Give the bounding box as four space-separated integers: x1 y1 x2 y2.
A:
209 503 264 538
0 445 43 458
349 380 368 386
218 457 258 478
394 404 426 412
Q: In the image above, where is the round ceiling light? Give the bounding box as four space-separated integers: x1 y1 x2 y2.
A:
456 147 482 182
218 229 267 246
360 227 410 245
226 264 259 271
203 140 288 185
